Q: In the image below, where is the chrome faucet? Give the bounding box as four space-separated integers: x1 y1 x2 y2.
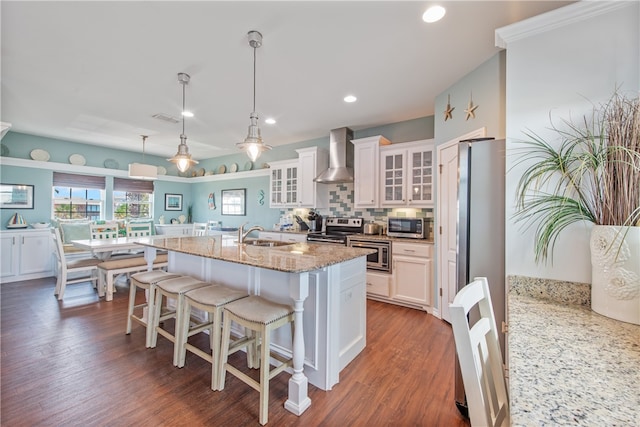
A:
238 222 264 243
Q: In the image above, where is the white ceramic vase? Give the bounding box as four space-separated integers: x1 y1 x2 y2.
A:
590 225 640 325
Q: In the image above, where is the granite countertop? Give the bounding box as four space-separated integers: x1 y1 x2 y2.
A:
139 235 375 274
509 293 640 425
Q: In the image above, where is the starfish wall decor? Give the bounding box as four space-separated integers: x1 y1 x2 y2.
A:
464 92 478 120
444 94 454 121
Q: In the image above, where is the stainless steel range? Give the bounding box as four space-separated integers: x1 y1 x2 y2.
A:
306 217 364 245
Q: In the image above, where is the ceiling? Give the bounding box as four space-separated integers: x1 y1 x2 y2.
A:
1 1 572 160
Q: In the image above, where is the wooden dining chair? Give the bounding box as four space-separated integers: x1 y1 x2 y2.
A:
192 222 207 236
51 227 102 300
450 277 509 427
90 221 119 240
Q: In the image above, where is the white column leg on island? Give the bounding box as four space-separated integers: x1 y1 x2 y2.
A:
284 272 312 415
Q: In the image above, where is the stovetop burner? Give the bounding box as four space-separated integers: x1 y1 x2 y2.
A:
306 217 364 245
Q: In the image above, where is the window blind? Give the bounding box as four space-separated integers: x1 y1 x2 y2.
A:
52 172 106 189
113 177 154 193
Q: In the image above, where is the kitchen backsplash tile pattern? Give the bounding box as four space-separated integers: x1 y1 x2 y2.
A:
281 183 433 227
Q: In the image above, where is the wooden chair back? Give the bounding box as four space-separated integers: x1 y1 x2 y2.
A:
450 277 509 427
192 222 208 236
127 222 152 237
90 222 119 240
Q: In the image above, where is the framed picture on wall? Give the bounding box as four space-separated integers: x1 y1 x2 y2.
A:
165 193 183 211
0 184 34 209
221 189 246 216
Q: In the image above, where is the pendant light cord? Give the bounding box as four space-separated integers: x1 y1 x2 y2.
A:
252 46 257 114
182 81 186 136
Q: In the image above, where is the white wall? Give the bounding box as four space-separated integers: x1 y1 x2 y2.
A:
501 1 639 283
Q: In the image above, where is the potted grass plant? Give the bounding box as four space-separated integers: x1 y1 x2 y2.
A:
514 90 639 324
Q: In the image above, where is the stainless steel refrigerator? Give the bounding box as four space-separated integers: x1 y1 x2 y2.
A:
453 137 506 417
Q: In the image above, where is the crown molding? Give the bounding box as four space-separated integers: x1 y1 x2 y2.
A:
495 1 631 49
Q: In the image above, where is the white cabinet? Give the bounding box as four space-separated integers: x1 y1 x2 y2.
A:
365 270 390 297
380 139 434 207
269 147 329 209
155 224 192 236
296 147 328 208
1 229 54 283
391 241 433 309
269 159 299 207
351 135 391 208
258 231 307 243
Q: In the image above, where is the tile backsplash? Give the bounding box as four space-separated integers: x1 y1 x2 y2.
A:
282 183 433 226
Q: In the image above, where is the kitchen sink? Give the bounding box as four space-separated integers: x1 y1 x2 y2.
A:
241 239 295 247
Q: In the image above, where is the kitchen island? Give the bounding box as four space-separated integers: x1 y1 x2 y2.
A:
138 235 375 417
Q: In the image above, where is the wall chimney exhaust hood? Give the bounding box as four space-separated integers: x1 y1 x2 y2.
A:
314 127 354 183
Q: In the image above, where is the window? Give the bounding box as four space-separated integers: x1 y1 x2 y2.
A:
52 173 105 220
113 178 154 220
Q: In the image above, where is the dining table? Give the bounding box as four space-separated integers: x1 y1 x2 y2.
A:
71 235 162 260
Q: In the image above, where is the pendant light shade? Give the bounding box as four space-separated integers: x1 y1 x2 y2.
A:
168 72 198 173
237 30 271 162
129 135 158 180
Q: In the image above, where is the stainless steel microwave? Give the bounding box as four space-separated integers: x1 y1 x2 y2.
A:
387 217 430 239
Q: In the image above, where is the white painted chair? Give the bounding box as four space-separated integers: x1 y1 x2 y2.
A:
450 277 509 427
126 222 152 237
51 227 102 300
219 295 295 425
192 222 208 236
176 284 248 390
89 221 119 240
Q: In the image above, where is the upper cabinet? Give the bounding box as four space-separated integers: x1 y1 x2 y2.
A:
351 135 391 208
380 139 434 207
352 137 434 208
268 146 328 209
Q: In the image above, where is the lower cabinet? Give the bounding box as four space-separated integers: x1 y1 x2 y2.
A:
365 240 433 312
258 231 308 243
154 224 192 236
1 229 54 283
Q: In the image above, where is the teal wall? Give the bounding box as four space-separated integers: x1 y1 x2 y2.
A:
434 51 506 145
1 116 433 230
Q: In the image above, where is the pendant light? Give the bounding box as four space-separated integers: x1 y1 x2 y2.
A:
129 135 158 180
236 30 272 162
168 72 198 173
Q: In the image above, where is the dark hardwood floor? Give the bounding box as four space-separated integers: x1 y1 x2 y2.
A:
1 277 470 426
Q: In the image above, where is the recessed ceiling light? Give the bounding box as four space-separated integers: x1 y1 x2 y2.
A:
265 118 276 125
344 95 357 103
182 110 194 118
423 5 446 23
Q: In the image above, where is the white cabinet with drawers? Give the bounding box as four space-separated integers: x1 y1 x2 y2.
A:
1 228 54 283
364 240 434 313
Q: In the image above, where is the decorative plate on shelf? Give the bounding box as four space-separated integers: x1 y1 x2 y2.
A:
197 167 205 176
69 154 86 165
30 149 50 162
157 166 167 175
218 164 227 174
204 170 214 176
1 144 9 156
229 163 238 173
103 158 119 169
243 161 253 171
170 218 178 224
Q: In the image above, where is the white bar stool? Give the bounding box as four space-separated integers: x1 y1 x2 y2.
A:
126 270 181 348
150 276 209 364
218 295 295 425
177 284 249 390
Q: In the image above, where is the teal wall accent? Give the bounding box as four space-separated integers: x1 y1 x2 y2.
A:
0 165 53 225
190 176 279 230
434 51 506 145
1 132 184 175
0 115 434 230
